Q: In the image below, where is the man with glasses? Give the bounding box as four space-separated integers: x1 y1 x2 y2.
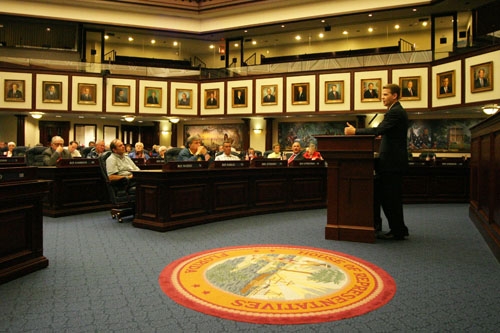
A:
42 135 72 166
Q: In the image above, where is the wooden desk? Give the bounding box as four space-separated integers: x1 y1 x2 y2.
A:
0 167 50 284
132 164 327 232
38 164 110 217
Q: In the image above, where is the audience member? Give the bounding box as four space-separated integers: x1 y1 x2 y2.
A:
125 144 133 153
157 146 168 159
267 143 283 159
287 141 305 165
177 134 211 161
128 142 150 161
245 147 258 160
87 140 106 158
215 141 241 161
3 142 16 157
106 139 140 183
68 141 81 157
303 142 323 160
43 136 71 166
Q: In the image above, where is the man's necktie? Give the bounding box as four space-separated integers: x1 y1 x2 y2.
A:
288 154 296 165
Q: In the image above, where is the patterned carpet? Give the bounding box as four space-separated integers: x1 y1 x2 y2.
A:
1 204 500 332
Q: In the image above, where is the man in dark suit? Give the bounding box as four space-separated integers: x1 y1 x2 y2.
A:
295 86 307 101
401 80 416 97
287 141 305 165
439 77 452 94
206 91 217 106
147 91 159 104
80 87 92 101
345 83 409 240
474 69 489 89
363 82 378 98
263 88 276 103
327 84 341 100
234 90 245 105
7 83 23 99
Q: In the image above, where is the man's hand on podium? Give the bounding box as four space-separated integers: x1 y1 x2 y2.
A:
344 122 356 135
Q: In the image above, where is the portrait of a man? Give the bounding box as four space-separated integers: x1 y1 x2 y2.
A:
205 89 219 108
113 85 130 106
5 80 25 102
361 79 381 102
325 81 343 103
232 87 247 107
145 87 161 107
471 62 493 93
78 83 96 104
400 76 421 100
437 71 455 98
176 89 192 108
43 81 62 103
292 83 309 104
262 85 277 105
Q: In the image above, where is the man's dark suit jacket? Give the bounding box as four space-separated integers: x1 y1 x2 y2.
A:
263 94 275 103
328 91 340 100
355 101 409 174
207 98 217 106
147 96 158 104
364 89 378 98
439 86 452 94
401 88 416 97
474 78 489 88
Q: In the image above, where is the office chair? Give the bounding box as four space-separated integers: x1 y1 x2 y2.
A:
98 151 135 223
26 146 47 166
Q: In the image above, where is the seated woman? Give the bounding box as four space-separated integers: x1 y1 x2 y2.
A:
303 142 323 160
267 143 283 159
3 142 16 157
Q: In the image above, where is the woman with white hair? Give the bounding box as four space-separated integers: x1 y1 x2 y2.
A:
4 142 16 157
303 142 323 160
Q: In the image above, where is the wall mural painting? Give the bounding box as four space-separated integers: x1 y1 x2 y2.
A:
278 121 345 150
184 124 244 151
407 119 481 153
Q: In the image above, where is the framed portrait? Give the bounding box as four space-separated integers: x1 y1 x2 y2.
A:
325 81 344 104
291 83 309 105
232 87 247 108
205 88 219 109
471 62 493 93
144 87 162 107
112 85 130 106
77 83 97 105
437 70 455 98
399 76 421 101
176 89 192 109
42 81 62 103
361 79 381 102
4 79 25 102
262 85 278 105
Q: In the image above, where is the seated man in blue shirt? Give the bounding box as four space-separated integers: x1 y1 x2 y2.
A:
177 134 212 162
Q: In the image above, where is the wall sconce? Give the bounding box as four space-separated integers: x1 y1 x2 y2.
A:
253 128 263 134
30 112 44 119
161 130 170 135
123 115 135 122
169 118 180 124
482 104 498 115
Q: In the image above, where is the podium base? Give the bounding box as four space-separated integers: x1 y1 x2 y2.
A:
325 225 375 243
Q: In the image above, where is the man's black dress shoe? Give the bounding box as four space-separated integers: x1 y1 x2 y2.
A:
377 232 406 240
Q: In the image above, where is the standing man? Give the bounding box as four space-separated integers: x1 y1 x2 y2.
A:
344 83 409 240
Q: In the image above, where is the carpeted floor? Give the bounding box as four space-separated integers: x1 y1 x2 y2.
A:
1 203 499 332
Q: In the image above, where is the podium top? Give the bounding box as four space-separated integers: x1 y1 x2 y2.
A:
315 135 375 152
56 158 99 167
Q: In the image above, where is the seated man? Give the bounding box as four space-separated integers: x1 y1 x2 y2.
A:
42 136 72 166
215 140 241 161
87 140 106 158
303 142 323 160
177 134 211 162
287 141 305 165
245 147 258 160
128 142 150 161
68 140 82 158
106 139 140 183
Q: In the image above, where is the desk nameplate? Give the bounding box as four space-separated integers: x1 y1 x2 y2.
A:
163 161 209 171
251 159 287 167
56 158 99 167
290 160 325 167
0 157 26 164
214 161 249 168
0 166 38 183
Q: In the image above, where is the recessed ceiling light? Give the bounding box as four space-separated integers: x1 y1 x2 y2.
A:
209 44 214 49
394 24 400 30
342 31 348 35
173 41 178 46
234 43 239 47
104 35 109 40
128 36 134 42
368 27 373 32
151 39 156 44
422 21 428 27
281 25 285 28
321 19 325 23
318 33 324 38
252 41 257 45
368 13 373 17
295 35 301 40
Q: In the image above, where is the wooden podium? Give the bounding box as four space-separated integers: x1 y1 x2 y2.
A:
315 135 376 243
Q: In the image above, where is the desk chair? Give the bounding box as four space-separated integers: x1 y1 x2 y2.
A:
99 151 135 223
26 146 47 166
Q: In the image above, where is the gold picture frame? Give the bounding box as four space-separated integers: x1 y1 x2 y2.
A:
232 87 247 108
42 81 62 103
262 85 277 105
291 83 309 105
144 87 162 107
4 79 25 102
399 76 421 101
471 61 493 93
78 83 97 104
112 85 130 106
361 79 381 102
205 88 219 109
325 81 344 104
437 70 455 98
176 89 193 109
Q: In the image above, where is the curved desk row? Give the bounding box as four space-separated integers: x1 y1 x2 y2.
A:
132 162 328 232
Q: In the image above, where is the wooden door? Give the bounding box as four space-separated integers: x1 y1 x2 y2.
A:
39 121 70 146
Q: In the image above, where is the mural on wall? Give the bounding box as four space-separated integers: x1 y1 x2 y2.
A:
184 124 244 151
278 121 345 149
407 119 481 153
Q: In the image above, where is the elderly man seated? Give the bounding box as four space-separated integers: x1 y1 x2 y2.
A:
87 140 106 158
42 136 72 166
215 141 241 161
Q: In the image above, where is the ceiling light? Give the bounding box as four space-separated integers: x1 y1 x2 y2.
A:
234 43 239 47
104 35 109 40
151 39 156 44
318 33 324 38
173 41 178 46
394 24 400 30
209 44 214 49
30 112 44 119
123 115 135 122
281 25 285 28
422 21 428 27
128 37 134 42
169 118 180 124
368 27 373 32
253 128 263 134
482 104 498 115
295 35 301 40
252 40 257 45
342 31 348 35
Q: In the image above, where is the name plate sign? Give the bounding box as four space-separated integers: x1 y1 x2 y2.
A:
0 156 26 164
147 157 165 165
163 161 209 171
214 160 250 168
0 166 37 183
251 159 287 167
56 158 99 167
290 160 326 167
